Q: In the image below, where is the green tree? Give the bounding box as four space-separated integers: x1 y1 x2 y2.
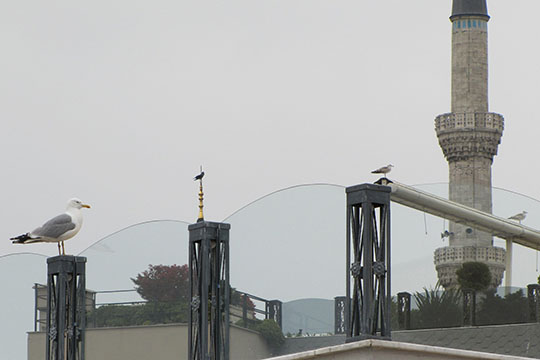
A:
131 264 189 302
476 289 529 325
456 262 491 291
412 286 461 329
456 262 492 326
255 319 285 353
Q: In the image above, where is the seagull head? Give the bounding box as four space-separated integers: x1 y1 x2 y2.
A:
67 198 91 210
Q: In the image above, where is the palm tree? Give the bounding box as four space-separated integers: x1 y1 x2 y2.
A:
413 285 461 329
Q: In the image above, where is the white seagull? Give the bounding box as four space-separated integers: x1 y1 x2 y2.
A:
10 198 91 255
371 164 394 177
508 211 527 224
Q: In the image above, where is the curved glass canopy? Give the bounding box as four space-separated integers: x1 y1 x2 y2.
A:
2 182 540 358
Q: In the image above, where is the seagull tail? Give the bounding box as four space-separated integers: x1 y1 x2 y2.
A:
10 233 42 244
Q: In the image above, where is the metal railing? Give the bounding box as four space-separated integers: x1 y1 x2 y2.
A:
34 285 282 331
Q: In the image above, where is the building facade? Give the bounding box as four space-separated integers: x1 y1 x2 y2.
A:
434 0 506 288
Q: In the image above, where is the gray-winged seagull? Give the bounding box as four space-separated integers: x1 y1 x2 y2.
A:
371 164 394 177
10 198 91 255
508 211 527 224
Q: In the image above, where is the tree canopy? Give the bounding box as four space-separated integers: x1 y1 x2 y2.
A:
131 264 189 302
456 261 491 291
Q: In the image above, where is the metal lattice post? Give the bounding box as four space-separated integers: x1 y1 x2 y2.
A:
46 255 86 360
189 221 230 360
527 284 540 322
462 289 476 326
397 292 411 330
346 184 391 341
334 296 347 334
266 300 283 329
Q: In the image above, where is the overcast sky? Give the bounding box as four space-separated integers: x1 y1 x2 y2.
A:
2 1 539 271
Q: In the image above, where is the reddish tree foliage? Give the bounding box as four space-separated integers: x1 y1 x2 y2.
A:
132 264 189 302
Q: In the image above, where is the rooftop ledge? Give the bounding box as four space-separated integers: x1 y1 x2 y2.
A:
265 338 531 360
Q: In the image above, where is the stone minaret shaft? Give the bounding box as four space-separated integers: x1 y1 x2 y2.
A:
434 0 505 288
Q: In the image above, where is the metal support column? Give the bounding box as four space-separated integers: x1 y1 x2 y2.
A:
266 300 283 329
46 255 87 360
397 292 411 330
188 221 231 360
346 183 391 341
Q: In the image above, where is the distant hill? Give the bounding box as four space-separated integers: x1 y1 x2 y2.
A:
282 298 334 335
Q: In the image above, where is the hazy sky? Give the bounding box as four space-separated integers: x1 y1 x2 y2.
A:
2 1 539 266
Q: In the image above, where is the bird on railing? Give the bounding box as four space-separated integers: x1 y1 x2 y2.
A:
508 211 527 224
371 164 393 177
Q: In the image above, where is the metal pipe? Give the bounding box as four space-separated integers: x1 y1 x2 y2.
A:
388 181 540 250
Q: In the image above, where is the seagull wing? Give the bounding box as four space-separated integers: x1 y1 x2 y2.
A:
31 214 76 239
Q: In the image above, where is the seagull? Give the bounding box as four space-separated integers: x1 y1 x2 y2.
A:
10 198 91 255
508 211 527 224
371 164 393 177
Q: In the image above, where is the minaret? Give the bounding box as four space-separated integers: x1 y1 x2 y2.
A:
434 0 506 288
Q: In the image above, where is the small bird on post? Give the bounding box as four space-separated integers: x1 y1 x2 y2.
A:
194 166 205 222
194 170 205 181
371 164 394 177
508 211 527 224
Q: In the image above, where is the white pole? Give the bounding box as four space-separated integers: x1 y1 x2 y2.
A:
505 239 513 295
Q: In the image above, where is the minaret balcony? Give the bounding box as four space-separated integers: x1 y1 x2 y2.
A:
435 112 504 161
435 112 504 133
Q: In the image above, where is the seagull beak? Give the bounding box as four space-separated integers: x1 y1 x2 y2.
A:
82 204 91 209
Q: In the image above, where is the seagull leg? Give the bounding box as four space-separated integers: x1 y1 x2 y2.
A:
57 242 62 255
61 241 65 256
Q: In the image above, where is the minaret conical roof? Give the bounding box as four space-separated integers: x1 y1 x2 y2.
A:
451 0 489 19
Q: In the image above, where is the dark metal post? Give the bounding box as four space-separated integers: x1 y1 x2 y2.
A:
527 284 540 322
334 296 347 334
346 184 391 341
189 221 230 360
242 295 248 325
266 300 283 329
34 283 39 332
46 255 87 360
397 292 411 330
462 289 476 326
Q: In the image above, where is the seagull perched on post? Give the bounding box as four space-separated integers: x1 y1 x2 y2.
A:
508 211 527 224
371 164 393 177
10 198 91 255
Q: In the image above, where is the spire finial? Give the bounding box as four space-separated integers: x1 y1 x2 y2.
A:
194 166 205 222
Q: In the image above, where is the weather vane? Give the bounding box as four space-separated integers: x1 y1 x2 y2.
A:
194 166 205 222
